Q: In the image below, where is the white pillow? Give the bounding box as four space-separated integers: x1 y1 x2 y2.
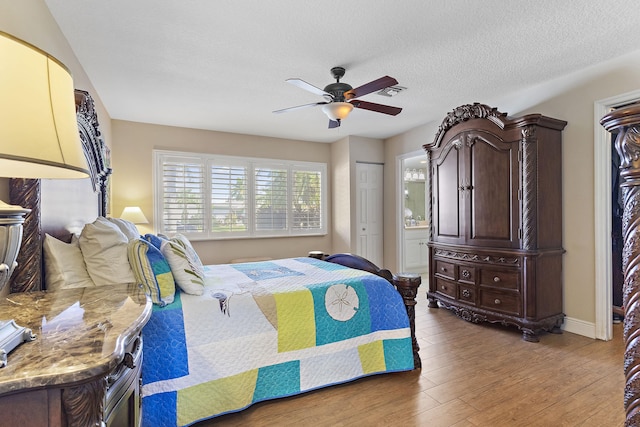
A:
43 233 95 290
79 217 136 286
160 234 205 295
108 217 140 241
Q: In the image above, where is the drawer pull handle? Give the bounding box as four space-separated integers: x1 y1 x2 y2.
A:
494 298 501 305
462 270 470 279
441 285 447 291
462 289 471 298
441 267 447 272
493 276 501 283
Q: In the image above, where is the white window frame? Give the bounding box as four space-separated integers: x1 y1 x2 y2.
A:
154 150 327 240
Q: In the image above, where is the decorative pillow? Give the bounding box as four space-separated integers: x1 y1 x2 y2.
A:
43 233 95 290
173 233 204 265
160 235 205 295
79 217 136 286
143 233 167 250
128 238 175 306
108 217 140 241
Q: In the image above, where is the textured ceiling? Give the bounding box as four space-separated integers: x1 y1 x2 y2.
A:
45 0 640 143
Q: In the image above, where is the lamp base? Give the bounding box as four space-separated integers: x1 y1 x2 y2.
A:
0 200 30 294
0 319 36 368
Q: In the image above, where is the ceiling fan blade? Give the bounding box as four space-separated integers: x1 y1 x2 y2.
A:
273 102 327 114
286 78 332 98
328 119 341 129
344 76 399 99
351 100 402 116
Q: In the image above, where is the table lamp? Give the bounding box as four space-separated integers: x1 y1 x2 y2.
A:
0 31 89 366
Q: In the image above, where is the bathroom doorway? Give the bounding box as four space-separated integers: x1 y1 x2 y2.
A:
398 152 429 278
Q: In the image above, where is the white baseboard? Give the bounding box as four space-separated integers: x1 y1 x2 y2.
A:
562 316 597 339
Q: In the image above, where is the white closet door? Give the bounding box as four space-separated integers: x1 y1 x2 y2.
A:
356 163 383 267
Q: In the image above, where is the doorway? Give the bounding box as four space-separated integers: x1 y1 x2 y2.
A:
397 152 429 277
594 89 640 340
355 162 383 267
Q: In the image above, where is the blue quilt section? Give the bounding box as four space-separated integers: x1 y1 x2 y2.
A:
142 292 189 384
232 261 304 281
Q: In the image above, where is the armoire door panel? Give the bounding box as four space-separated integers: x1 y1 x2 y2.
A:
433 144 462 241
467 140 518 247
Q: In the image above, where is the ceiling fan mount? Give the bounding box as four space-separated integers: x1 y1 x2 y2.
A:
273 66 402 128
322 67 352 102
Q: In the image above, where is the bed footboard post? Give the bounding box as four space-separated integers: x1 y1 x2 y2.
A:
393 272 422 369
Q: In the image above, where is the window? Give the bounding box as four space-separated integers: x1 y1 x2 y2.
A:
154 150 327 239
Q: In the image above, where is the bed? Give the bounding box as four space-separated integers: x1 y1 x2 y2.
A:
141 254 414 426
6 90 420 426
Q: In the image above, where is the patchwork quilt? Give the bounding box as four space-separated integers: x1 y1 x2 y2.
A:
141 257 413 427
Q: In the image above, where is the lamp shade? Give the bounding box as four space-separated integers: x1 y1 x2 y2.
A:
0 31 89 179
321 102 354 121
120 207 149 224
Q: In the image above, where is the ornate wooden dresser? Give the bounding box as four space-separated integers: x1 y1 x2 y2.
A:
423 103 567 342
0 284 151 426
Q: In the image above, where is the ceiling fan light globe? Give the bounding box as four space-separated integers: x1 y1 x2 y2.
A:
322 102 353 121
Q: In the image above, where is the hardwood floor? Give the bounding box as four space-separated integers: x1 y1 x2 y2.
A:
200 302 625 426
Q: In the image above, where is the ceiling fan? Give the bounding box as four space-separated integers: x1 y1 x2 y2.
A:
273 67 402 128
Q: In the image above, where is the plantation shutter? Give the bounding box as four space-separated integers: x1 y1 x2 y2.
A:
160 157 206 233
211 164 249 233
255 166 288 231
292 169 322 231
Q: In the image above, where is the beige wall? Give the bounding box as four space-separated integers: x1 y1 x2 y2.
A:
331 137 351 253
330 135 385 255
111 120 334 265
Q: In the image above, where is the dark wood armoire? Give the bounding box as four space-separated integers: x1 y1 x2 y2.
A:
423 103 567 342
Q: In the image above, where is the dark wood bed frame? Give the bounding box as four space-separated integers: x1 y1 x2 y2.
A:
601 104 640 427
7 89 422 370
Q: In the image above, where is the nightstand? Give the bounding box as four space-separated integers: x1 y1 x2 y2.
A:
0 284 151 427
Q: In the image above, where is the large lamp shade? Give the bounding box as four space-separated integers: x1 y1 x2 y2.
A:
0 31 89 297
0 31 89 179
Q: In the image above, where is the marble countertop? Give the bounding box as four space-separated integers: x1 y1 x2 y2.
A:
0 284 151 396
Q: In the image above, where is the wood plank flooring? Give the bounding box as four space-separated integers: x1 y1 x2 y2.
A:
199 303 625 426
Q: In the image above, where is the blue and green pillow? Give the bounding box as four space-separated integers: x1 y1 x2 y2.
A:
128 238 176 306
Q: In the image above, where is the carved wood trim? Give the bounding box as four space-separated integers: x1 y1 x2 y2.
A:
521 125 538 250
8 179 41 292
434 248 520 265
75 90 111 217
393 274 422 369
62 378 107 427
601 104 640 427
426 103 507 149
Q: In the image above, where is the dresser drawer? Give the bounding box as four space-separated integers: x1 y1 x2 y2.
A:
457 265 475 284
458 284 476 305
479 289 520 316
434 260 455 280
479 268 519 290
434 277 457 299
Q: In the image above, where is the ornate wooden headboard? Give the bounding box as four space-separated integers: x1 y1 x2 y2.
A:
8 90 111 293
